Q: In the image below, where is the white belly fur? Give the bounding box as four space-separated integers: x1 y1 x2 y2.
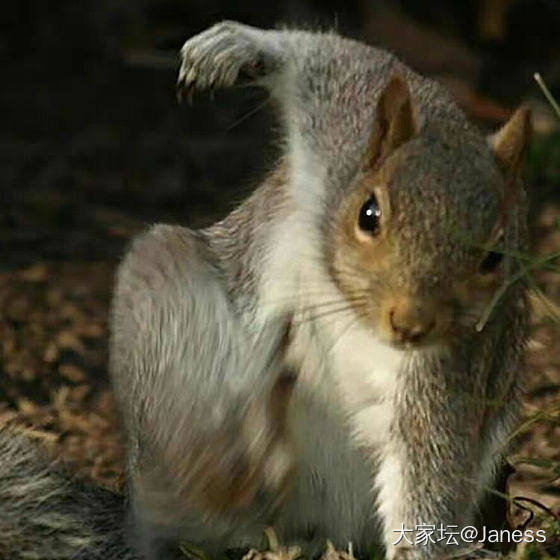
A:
273 297 404 551
259 209 405 550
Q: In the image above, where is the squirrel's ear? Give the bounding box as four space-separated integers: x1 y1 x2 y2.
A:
488 106 531 181
363 74 419 170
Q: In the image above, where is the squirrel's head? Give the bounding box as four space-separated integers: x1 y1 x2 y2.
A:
328 74 531 350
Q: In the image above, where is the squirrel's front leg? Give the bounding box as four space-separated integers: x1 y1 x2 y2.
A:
373 365 485 560
177 21 285 98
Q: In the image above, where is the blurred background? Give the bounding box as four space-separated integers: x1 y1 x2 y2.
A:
1 0 560 553
2 0 560 267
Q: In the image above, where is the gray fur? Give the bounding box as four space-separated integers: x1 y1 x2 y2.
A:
0 427 138 559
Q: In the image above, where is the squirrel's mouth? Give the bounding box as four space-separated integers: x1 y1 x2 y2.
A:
386 338 433 351
381 329 443 351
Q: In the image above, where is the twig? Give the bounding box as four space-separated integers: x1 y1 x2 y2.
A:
534 73 560 120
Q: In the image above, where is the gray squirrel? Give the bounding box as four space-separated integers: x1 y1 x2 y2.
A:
0 21 531 560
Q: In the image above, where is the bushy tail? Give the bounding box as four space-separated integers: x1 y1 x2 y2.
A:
0 427 139 560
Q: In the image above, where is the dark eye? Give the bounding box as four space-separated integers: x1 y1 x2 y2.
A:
358 195 381 235
479 250 504 274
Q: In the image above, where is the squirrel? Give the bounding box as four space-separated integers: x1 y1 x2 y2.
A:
0 21 531 560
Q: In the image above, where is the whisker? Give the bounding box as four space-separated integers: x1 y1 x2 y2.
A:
226 93 272 130
259 281 369 309
292 301 368 328
263 292 367 313
328 307 371 355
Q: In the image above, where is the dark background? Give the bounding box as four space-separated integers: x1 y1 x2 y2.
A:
2 0 560 269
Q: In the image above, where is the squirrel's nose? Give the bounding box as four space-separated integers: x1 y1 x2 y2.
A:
389 305 435 343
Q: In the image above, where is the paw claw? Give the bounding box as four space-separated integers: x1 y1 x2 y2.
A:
177 21 269 102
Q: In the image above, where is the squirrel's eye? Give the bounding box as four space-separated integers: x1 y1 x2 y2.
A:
479 250 504 274
358 195 381 235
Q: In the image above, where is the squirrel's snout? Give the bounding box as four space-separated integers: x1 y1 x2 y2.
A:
388 304 435 344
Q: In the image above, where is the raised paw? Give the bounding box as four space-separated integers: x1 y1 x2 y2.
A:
242 528 302 560
177 21 278 101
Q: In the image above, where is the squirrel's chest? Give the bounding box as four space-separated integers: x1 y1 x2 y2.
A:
287 317 405 446
281 321 402 544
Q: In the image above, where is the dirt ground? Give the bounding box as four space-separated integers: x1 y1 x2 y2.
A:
508 204 560 549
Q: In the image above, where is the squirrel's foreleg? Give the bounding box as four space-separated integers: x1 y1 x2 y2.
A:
177 21 287 99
